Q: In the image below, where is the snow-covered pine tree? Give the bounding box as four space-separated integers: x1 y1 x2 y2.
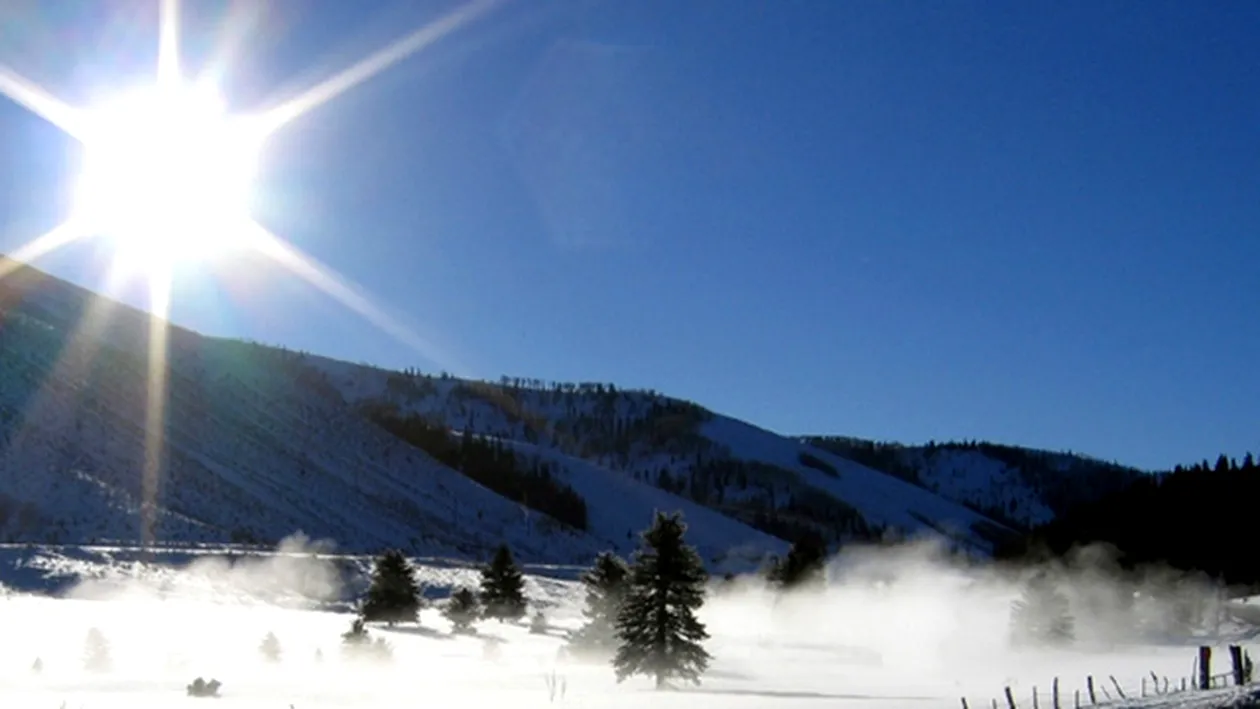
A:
480 544 527 622
567 551 630 660
1009 571 1075 647
766 531 828 591
360 549 422 626
259 631 282 663
84 627 112 672
443 587 481 635
614 511 711 689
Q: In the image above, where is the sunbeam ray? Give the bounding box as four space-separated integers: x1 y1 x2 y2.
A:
0 67 85 140
259 0 504 135
158 0 182 85
244 221 456 372
141 267 173 550
0 221 90 282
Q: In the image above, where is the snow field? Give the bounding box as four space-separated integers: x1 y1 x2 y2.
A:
1 544 1251 709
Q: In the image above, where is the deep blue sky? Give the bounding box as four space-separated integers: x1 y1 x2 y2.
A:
0 1 1256 470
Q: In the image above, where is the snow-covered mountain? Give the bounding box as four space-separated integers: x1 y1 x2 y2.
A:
803 436 1143 530
300 358 1018 553
0 258 781 569
0 256 1128 566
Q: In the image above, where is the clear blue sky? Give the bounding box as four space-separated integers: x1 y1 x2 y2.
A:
0 1 1256 471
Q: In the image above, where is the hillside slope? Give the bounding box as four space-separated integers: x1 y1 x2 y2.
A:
804 436 1143 529
0 259 783 567
301 360 1018 552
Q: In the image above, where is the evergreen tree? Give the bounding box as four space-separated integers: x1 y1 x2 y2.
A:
480 544 527 622
259 631 282 663
443 587 481 634
568 551 630 660
84 627 111 672
614 511 711 689
341 617 371 654
766 531 829 591
361 549 423 626
530 610 548 635
1009 571 1075 647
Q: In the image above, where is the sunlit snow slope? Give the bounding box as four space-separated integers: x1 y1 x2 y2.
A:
0 259 783 566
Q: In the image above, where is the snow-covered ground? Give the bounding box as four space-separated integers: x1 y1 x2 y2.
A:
2 542 1256 709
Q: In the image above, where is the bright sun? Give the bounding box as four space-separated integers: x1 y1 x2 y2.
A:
71 81 264 271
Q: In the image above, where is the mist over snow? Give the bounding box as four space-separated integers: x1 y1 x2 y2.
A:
1 535 1254 709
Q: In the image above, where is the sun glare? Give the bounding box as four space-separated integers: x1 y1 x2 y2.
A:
71 81 264 270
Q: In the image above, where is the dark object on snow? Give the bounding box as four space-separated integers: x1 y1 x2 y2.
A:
186 677 222 697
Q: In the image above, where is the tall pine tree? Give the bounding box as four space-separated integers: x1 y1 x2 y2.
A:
568 551 630 660
614 512 711 689
361 549 423 626
480 544 527 622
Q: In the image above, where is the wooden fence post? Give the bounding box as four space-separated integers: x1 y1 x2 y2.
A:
1109 676 1126 699
1033 685 1039 709
961 698 969 709
1087 676 1096 705
1005 686 1017 709
1074 689 1080 709
1200 646 1212 690
1053 677 1060 709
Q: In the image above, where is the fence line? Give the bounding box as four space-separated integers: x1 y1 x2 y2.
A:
961 645 1255 709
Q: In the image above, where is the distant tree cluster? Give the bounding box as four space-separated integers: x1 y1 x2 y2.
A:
362 404 589 531
1007 452 1260 585
765 531 829 591
1009 571 1074 647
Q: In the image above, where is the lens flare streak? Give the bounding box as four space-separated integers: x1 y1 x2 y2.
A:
0 0 497 550
259 0 503 136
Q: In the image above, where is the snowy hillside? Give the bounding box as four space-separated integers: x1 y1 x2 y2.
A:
301 359 1018 552
0 256 1131 564
805 436 1143 529
0 259 783 567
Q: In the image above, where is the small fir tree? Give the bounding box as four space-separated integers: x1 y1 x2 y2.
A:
341 617 371 657
259 631 282 663
84 627 112 672
766 531 829 591
530 610 548 635
360 549 423 626
443 587 481 634
480 544 527 622
1009 571 1075 647
567 551 630 660
614 511 712 689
